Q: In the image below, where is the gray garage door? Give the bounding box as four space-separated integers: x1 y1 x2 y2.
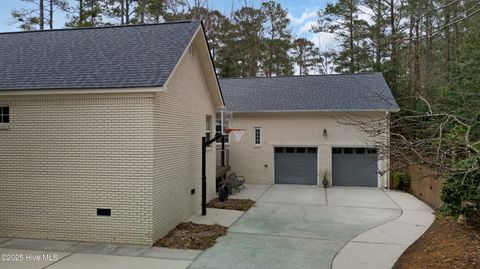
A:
332 148 378 187
274 147 317 185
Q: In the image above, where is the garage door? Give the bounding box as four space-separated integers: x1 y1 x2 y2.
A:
274 147 317 185
332 148 378 187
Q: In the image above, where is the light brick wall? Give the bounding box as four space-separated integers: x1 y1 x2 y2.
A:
228 112 389 187
0 95 155 244
0 33 221 245
151 42 217 242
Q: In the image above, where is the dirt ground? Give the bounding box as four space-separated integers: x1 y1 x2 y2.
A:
394 217 480 269
153 222 227 250
207 198 255 211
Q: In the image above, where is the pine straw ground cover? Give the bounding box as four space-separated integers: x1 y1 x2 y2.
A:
154 222 227 250
207 198 255 211
394 217 480 269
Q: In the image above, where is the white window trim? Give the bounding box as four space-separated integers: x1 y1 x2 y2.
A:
205 115 213 147
254 127 261 146
215 118 229 144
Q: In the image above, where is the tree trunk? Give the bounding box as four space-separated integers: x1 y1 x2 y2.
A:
390 0 397 89
79 0 84 25
139 0 145 23
125 0 130 25
349 11 355 74
348 7 355 74
49 0 53 29
267 25 274 77
90 0 95 25
408 13 414 95
425 0 433 95
414 19 420 97
444 0 452 81
121 0 125 25
39 0 45 30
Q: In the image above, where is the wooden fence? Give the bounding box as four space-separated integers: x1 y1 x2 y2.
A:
407 165 444 209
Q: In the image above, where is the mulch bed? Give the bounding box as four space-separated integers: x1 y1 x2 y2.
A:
153 222 227 250
393 217 480 269
207 198 255 211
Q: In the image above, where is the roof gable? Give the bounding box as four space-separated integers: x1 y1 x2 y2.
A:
0 21 200 91
219 73 399 112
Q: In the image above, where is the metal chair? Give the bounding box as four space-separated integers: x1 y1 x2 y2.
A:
225 172 246 192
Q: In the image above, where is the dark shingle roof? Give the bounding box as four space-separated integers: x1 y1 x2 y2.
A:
0 21 200 91
219 73 399 112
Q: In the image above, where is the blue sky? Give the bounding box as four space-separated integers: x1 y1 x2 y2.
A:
0 0 336 49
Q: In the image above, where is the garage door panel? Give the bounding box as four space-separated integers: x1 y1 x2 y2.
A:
332 148 377 187
274 147 317 185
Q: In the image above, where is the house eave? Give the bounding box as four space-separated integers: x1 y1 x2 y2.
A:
229 108 400 114
0 86 165 96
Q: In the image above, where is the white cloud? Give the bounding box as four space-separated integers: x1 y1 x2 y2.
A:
288 7 339 54
288 8 318 26
312 32 338 51
298 20 316 34
358 4 374 25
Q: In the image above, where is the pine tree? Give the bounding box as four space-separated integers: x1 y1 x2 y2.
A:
105 0 138 25
291 38 318 75
66 0 105 27
11 0 68 30
314 0 369 73
362 0 389 70
231 7 265 77
261 1 293 76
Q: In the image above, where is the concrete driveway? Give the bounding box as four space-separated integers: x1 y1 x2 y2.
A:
189 185 403 269
0 185 433 269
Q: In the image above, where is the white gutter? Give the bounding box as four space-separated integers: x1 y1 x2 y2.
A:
0 86 165 96
228 108 400 113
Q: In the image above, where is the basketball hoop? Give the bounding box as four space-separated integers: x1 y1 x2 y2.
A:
225 128 245 142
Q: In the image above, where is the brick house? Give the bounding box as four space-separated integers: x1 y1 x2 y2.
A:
219 74 399 188
0 21 224 245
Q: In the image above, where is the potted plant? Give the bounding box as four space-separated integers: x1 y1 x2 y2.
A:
322 170 329 188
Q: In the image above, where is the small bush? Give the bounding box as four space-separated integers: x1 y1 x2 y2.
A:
391 170 410 191
441 158 480 226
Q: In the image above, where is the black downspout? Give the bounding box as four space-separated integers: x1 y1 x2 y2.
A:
202 134 222 216
202 136 207 215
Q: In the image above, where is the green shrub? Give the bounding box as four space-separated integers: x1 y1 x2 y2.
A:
441 158 480 226
391 171 410 191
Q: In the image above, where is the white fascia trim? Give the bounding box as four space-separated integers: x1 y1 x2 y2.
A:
230 108 400 113
161 26 200 92
161 25 224 109
0 86 165 96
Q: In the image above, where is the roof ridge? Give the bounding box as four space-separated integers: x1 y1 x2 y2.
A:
0 20 198 35
219 72 381 80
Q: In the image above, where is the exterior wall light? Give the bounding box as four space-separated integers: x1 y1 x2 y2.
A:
323 128 328 137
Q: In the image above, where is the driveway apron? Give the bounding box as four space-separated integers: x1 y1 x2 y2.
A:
188 185 401 269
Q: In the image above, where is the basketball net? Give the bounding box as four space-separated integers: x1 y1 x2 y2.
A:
225 128 245 142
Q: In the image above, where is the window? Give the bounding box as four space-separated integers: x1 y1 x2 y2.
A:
286 147 295 153
307 148 317 154
296 147 306 153
332 148 342 154
275 147 284 153
343 148 354 154
367 148 377 155
215 119 229 143
0 106 9 123
355 148 365 154
205 115 212 145
254 128 261 145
